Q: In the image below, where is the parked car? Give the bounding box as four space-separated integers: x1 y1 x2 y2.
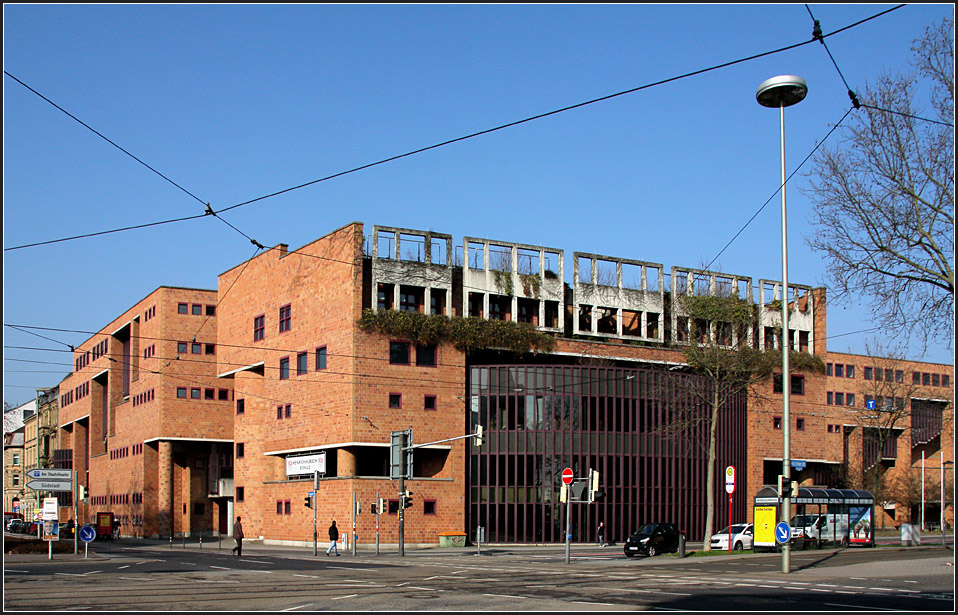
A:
59 521 75 538
710 523 753 551
623 522 681 557
7 519 27 534
26 521 42 535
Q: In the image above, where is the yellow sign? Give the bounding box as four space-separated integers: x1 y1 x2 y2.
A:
754 506 777 547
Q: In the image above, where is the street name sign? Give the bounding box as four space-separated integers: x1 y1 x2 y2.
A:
28 469 72 480
27 479 73 492
285 452 326 477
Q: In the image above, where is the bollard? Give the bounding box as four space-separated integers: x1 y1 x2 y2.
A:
200 534 203 549
678 533 686 558
169 535 173 550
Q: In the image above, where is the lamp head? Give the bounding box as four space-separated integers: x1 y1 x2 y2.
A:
757 75 808 108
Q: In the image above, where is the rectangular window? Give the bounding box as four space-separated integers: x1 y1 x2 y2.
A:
277 405 284 419
177 387 187 399
297 352 308 375
796 418 805 431
192 304 202 316
773 417 782 430
416 344 436 367
390 341 410 365
922 373 931 385
826 363 833 376
943 375 950 388
885 369 894 382
835 392 844 406
279 357 290 380
773 374 805 395
277 501 283 515
236 443 244 458
236 487 245 502
846 365 855 378
178 303 188 314
895 370 904 383
864 366 873 380
913 371 921 384
826 392 833 405
178 342 188 354
254 315 265 341
204 388 215 400
315 346 327 370
932 374 940 387
424 395 437 411
389 393 402 409
191 343 202 354
279 304 291 333
190 388 201 399
285 404 291 418
205 344 215 355
284 500 291 515
206 305 216 316
846 393 855 406
423 500 437 515
834 364 844 378
236 398 245 414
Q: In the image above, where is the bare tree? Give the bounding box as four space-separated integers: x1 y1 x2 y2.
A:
803 17 954 352
664 292 824 549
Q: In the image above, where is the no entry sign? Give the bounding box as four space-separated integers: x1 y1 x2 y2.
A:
561 468 574 485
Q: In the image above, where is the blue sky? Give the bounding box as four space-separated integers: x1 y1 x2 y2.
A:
3 4 954 407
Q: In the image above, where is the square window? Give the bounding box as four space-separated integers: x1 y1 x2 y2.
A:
205 344 216 355
279 357 290 380
219 389 229 401
177 387 187 399
796 418 805 431
388 499 400 514
773 417 782 430
315 346 327 370
178 342 188 354
416 344 436 367
423 500 437 515
191 343 202 354
236 398 245 414
425 395 437 410
192 304 202 316
389 341 410 365
389 393 402 409
236 487 245 502
190 388 201 399
254 315 266 341
922 373 931 385
835 364 844 378
297 352 308 375
236 443 244 458
206 305 216 316
178 303 188 314
205 388 215 400
279 304 291 333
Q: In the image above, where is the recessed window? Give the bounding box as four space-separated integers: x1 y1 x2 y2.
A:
773 374 805 395
178 303 188 314
284 500 291 515
315 346 327 370
192 304 202 316
773 417 782 430
826 392 833 405
177 342 188 354
276 501 283 515
389 393 402 409
254 314 265 341
846 365 855 378
846 393 855 406
285 404 291 418
190 388 201 399
834 364 844 378
205 388 215 400
297 352 308 375
416 344 436 367
864 367 873 380
236 442 244 458
826 363 833 376
424 499 437 515
390 341 410 365
932 374 941 387
796 418 805 431
424 395 437 411
177 387 187 399
219 389 229 401
279 357 290 380
205 344 216 355
191 343 202 354
236 398 245 414
923 373 931 386
206 305 216 316
279 304 291 333
835 392 844 406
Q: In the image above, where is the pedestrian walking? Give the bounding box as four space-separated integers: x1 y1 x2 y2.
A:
597 521 606 547
232 516 244 556
326 520 340 556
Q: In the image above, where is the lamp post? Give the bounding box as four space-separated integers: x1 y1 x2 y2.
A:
757 74 807 575
942 460 953 547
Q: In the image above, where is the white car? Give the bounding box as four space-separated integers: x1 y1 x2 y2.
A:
710 523 753 551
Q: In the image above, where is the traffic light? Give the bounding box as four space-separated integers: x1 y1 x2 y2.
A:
475 425 483 447
378 498 385 514
401 490 414 509
589 470 600 503
304 495 313 509
778 476 799 498
78 485 87 500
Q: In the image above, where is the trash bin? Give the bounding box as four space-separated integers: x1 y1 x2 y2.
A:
901 523 921 546
439 532 467 547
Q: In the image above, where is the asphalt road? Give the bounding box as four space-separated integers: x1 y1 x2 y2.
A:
3 539 954 611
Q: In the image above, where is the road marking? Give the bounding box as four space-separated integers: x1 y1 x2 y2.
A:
281 604 313 611
408 587 445 592
328 566 372 571
195 580 240 584
118 565 130 569
294 574 320 579
241 559 271 564
572 602 616 606
330 594 358 601
824 604 899 611
396 582 410 587
483 594 527 599
210 565 230 570
525 584 560 589
4 570 28 573
605 588 655 594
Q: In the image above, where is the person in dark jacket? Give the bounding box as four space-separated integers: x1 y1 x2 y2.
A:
326 520 340 556
231 517 244 556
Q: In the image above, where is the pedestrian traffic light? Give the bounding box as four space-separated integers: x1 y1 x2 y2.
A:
475 425 483 447
304 495 313 509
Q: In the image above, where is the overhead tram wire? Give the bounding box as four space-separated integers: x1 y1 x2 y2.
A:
5 7 904 253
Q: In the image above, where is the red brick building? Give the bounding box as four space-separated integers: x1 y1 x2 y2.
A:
50 221 953 545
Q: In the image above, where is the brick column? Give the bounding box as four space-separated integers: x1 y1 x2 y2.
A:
157 441 174 537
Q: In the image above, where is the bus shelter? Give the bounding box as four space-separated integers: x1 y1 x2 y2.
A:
753 486 874 551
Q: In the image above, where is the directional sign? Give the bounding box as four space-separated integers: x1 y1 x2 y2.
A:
27 479 73 492
79 525 97 543
27 469 72 480
561 468 574 485
725 465 736 494
775 521 792 544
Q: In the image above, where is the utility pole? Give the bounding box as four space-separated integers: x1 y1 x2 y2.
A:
312 471 318 556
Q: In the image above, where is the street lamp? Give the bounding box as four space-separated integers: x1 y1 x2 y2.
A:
942 460 953 547
757 74 807 575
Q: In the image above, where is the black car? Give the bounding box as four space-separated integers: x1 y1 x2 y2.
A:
7 519 27 534
623 522 681 557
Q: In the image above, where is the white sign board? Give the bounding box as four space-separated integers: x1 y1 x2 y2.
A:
43 497 59 521
286 452 326 477
725 465 736 494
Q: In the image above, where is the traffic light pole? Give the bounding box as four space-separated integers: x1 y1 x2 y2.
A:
376 491 381 556
398 467 406 557
313 471 319 556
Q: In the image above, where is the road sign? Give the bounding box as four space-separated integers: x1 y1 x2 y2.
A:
725 465 736 494
561 468 574 485
79 525 97 542
27 479 73 492
286 452 326 477
775 521 792 544
866 399 876 410
27 468 72 480
791 459 806 471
